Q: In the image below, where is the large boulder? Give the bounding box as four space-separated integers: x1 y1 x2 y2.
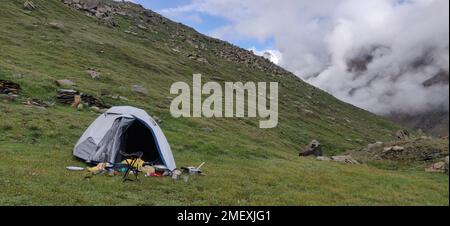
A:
82 0 99 10
86 69 101 80
132 85 148 96
425 162 447 173
55 79 76 86
299 140 322 157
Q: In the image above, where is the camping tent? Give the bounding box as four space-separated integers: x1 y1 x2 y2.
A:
73 106 176 171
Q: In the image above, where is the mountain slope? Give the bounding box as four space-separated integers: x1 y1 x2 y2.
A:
0 0 448 205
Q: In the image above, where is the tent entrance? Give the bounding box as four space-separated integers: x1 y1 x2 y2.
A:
121 119 161 163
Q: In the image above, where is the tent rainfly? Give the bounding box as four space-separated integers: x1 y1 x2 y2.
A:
73 106 176 171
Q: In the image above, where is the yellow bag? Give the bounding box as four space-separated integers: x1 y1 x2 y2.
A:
87 163 106 173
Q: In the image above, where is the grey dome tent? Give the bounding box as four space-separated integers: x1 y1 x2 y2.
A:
73 106 176 171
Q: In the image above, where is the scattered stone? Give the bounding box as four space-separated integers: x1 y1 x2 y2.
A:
383 146 405 153
376 145 406 160
316 156 332 161
6 93 19 101
330 155 360 164
367 141 384 152
63 0 119 27
124 30 138 35
108 95 129 101
90 106 108 113
77 103 84 110
132 85 148 95
196 57 209 64
153 116 163 124
396 129 411 140
86 69 101 80
302 109 315 115
202 127 214 133
0 80 21 94
23 98 50 108
352 138 449 165
1 93 19 102
137 24 147 30
61 0 288 76
425 162 447 173
316 155 360 164
90 106 101 113
49 21 64 30
13 73 25 79
55 79 76 87
187 53 209 64
299 140 322 157
23 0 37 10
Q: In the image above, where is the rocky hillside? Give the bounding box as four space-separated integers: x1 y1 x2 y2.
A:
0 0 447 205
0 0 406 153
62 0 288 76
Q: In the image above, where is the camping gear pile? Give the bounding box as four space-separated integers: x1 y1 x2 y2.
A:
67 160 204 182
83 159 175 180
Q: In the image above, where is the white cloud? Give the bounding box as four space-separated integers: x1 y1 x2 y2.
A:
161 0 449 115
248 47 283 65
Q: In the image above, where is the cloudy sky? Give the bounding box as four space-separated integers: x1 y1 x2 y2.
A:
127 0 449 116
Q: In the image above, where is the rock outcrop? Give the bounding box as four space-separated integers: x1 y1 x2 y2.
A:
299 140 322 157
57 89 110 109
60 0 293 77
395 130 411 140
0 80 21 94
23 1 37 10
62 0 118 26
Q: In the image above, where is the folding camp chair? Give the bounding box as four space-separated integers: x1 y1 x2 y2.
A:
120 151 143 182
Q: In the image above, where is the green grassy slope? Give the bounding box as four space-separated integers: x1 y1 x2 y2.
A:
0 0 448 205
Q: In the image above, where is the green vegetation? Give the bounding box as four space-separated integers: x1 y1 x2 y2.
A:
0 0 448 205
